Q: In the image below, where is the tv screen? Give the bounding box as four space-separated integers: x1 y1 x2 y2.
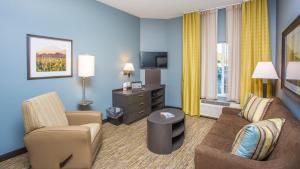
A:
140 51 168 69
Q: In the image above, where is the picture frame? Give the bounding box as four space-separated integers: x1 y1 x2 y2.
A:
131 81 143 90
281 15 300 97
27 34 73 80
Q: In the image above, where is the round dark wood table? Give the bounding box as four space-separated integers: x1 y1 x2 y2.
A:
147 108 185 154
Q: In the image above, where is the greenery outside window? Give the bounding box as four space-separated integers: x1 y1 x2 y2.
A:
217 43 228 98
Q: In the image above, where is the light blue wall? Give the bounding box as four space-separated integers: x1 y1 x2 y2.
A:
165 18 183 107
140 18 182 107
268 0 277 95
140 19 168 85
0 0 140 155
140 19 168 51
276 0 300 120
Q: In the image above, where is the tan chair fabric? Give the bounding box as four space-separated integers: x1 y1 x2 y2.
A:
22 92 103 169
24 126 93 169
81 123 100 143
22 92 69 133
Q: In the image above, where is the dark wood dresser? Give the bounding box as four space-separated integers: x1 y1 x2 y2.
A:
112 85 165 124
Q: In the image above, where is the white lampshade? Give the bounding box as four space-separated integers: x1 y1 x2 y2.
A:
78 54 95 77
123 63 135 72
286 62 300 80
252 62 279 79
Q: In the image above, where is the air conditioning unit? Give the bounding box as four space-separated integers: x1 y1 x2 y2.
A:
200 99 240 119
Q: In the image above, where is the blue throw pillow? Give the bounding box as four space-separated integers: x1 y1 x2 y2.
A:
231 118 285 160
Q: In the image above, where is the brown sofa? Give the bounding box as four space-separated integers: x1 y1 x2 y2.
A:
195 97 300 169
22 92 103 169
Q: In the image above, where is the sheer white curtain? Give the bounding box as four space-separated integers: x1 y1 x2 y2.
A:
226 4 241 102
201 9 218 100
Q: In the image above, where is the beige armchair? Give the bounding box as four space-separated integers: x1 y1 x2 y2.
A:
22 92 103 169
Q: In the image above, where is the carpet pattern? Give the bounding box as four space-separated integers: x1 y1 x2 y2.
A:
0 116 215 169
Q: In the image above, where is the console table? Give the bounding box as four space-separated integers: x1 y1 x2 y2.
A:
112 85 165 124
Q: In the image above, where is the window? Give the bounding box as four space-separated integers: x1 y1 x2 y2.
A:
217 43 228 97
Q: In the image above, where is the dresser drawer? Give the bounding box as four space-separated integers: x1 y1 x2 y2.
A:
112 91 150 107
128 91 149 104
112 86 165 125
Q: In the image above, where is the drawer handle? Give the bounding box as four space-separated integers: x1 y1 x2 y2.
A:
139 102 144 106
138 111 144 114
138 94 143 97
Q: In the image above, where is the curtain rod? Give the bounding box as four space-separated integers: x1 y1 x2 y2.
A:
184 2 242 14
200 2 242 12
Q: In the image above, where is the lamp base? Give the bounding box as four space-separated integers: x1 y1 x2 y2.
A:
263 79 267 98
79 100 93 106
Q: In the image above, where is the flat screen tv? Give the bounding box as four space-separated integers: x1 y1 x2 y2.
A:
140 51 168 69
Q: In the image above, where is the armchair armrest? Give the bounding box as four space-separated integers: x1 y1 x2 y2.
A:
66 111 102 126
195 145 276 169
24 126 92 169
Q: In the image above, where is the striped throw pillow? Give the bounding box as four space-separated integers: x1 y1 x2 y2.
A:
241 94 273 122
231 118 285 160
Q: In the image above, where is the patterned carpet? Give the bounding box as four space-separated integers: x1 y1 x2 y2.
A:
0 116 215 169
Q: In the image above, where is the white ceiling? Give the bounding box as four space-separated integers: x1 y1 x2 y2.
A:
96 0 243 19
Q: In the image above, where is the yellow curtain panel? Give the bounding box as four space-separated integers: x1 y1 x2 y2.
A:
240 0 272 106
182 12 201 116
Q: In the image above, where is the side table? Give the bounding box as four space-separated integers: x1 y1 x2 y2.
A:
147 108 185 154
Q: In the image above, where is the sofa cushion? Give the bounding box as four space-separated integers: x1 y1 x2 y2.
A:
201 133 233 152
22 92 69 133
241 93 273 122
201 108 249 152
217 111 248 137
81 123 100 143
231 118 285 160
219 110 249 128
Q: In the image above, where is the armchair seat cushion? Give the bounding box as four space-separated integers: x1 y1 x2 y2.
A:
81 123 100 143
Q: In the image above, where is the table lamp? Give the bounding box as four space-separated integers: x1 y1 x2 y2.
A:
252 61 279 98
78 54 95 106
286 62 300 80
123 63 134 78
122 63 134 91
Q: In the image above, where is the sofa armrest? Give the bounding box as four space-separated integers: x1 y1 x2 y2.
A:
24 126 92 169
195 145 270 169
66 111 102 126
222 107 241 116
